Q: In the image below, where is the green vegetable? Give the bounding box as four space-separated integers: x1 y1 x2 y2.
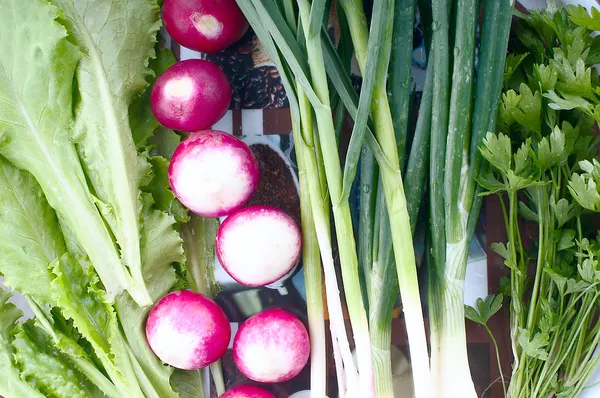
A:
0 0 140 303
0 0 206 396
427 0 513 396
479 4 600 397
464 294 506 397
54 0 164 307
236 0 433 395
0 291 45 398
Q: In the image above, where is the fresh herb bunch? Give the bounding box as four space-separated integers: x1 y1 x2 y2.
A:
479 3 600 397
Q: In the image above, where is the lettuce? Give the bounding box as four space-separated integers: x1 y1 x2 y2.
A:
12 322 104 398
53 0 164 306
0 0 138 304
0 290 45 398
0 0 207 396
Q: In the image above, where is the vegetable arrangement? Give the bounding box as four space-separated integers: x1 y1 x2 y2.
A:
0 0 303 396
233 0 514 395
2 0 600 397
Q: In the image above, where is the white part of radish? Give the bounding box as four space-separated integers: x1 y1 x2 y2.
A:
174 148 253 216
191 13 224 39
218 209 301 286
237 341 297 381
164 76 194 100
233 309 309 383
149 317 210 369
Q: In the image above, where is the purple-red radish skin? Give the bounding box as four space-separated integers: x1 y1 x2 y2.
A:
150 60 231 132
220 385 276 398
169 130 259 217
163 0 249 53
233 309 310 383
216 206 301 287
145 290 230 370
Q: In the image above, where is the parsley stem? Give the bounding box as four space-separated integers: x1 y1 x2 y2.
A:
484 324 507 398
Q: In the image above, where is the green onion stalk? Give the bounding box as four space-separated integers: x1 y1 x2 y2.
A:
427 0 513 397
357 0 434 396
286 1 359 393
292 115 327 398
337 0 431 395
295 0 375 394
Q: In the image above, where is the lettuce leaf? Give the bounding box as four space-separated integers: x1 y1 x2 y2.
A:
0 0 133 301
0 290 45 398
12 322 104 398
51 254 145 398
52 0 164 307
0 156 121 398
0 156 62 305
171 369 207 398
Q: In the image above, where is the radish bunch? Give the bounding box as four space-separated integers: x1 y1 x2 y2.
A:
146 0 309 391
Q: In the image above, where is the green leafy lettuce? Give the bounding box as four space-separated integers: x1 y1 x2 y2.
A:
53 0 164 306
0 0 205 396
0 0 138 304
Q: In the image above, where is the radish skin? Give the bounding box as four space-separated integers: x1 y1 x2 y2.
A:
145 290 230 370
151 60 231 132
169 130 259 218
216 206 301 287
163 0 249 53
221 385 275 398
233 309 310 383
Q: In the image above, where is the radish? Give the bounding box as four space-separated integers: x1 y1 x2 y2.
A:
169 130 259 217
151 60 231 132
145 290 231 370
221 385 275 398
163 0 249 53
233 309 309 383
216 206 301 287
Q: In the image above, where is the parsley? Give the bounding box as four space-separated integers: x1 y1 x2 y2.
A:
478 3 600 397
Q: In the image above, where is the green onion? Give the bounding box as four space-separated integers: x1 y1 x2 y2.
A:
427 0 513 396
336 0 431 395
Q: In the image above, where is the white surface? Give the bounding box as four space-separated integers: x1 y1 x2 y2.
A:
148 317 205 369
212 110 233 133
463 238 489 308
0 278 34 320
289 391 330 398
179 45 203 61
241 109 264 136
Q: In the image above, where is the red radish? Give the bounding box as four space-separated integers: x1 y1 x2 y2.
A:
151 60 231 132
163 0 249 53
233 309 310 383
216 206 301 287
145 290 230 370
169 130 259 217
221 385 275 398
